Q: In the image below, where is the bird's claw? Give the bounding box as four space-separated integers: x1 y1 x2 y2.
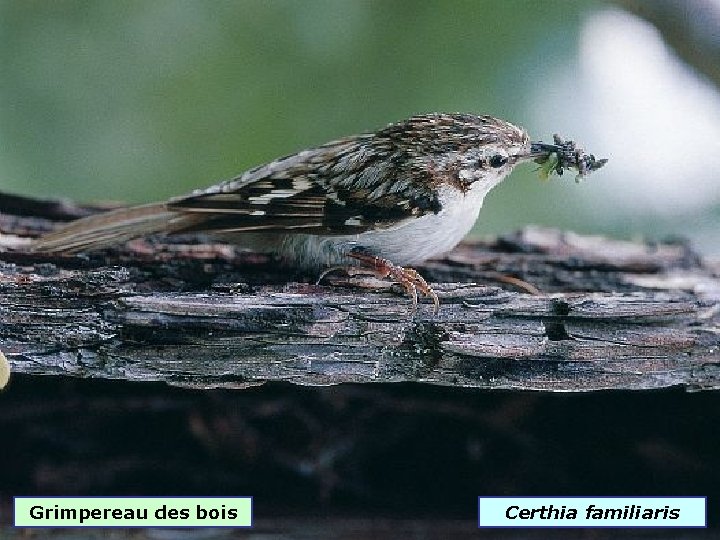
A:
344 251 439 314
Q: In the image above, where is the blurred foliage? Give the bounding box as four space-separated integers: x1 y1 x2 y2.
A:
6 0 716 251
0 1 590 193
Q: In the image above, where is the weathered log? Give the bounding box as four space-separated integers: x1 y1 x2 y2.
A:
1 191 718 391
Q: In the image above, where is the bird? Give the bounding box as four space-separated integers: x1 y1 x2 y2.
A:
32 113 606 311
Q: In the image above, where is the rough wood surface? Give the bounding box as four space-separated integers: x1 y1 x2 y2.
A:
1 192 718 391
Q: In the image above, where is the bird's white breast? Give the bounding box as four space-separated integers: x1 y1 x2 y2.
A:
271 180 501 269
354 183 491 265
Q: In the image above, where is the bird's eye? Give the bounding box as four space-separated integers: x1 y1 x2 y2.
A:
489 154 507 168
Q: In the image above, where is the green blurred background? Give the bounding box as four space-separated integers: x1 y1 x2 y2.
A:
1 0 718 253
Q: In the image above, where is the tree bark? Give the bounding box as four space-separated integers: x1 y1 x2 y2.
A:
1 191 718 391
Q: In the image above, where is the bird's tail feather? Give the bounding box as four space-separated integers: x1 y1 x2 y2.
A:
31 202 195 253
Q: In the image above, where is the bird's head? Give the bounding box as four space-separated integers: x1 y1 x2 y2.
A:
378 113 606 191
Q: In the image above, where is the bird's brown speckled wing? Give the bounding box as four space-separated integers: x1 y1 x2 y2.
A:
167 138 440 236
167 113 524 235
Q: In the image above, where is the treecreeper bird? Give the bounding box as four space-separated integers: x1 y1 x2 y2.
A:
33 113 606 312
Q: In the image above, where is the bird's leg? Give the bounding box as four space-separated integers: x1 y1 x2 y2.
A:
345 249 439 313
316 250 439 313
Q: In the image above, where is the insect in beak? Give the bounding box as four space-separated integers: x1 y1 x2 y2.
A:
517 136 608 180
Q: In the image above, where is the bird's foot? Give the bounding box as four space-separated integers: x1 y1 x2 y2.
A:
317 251 439 314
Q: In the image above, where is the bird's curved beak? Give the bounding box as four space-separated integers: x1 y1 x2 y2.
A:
514 142 563 163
